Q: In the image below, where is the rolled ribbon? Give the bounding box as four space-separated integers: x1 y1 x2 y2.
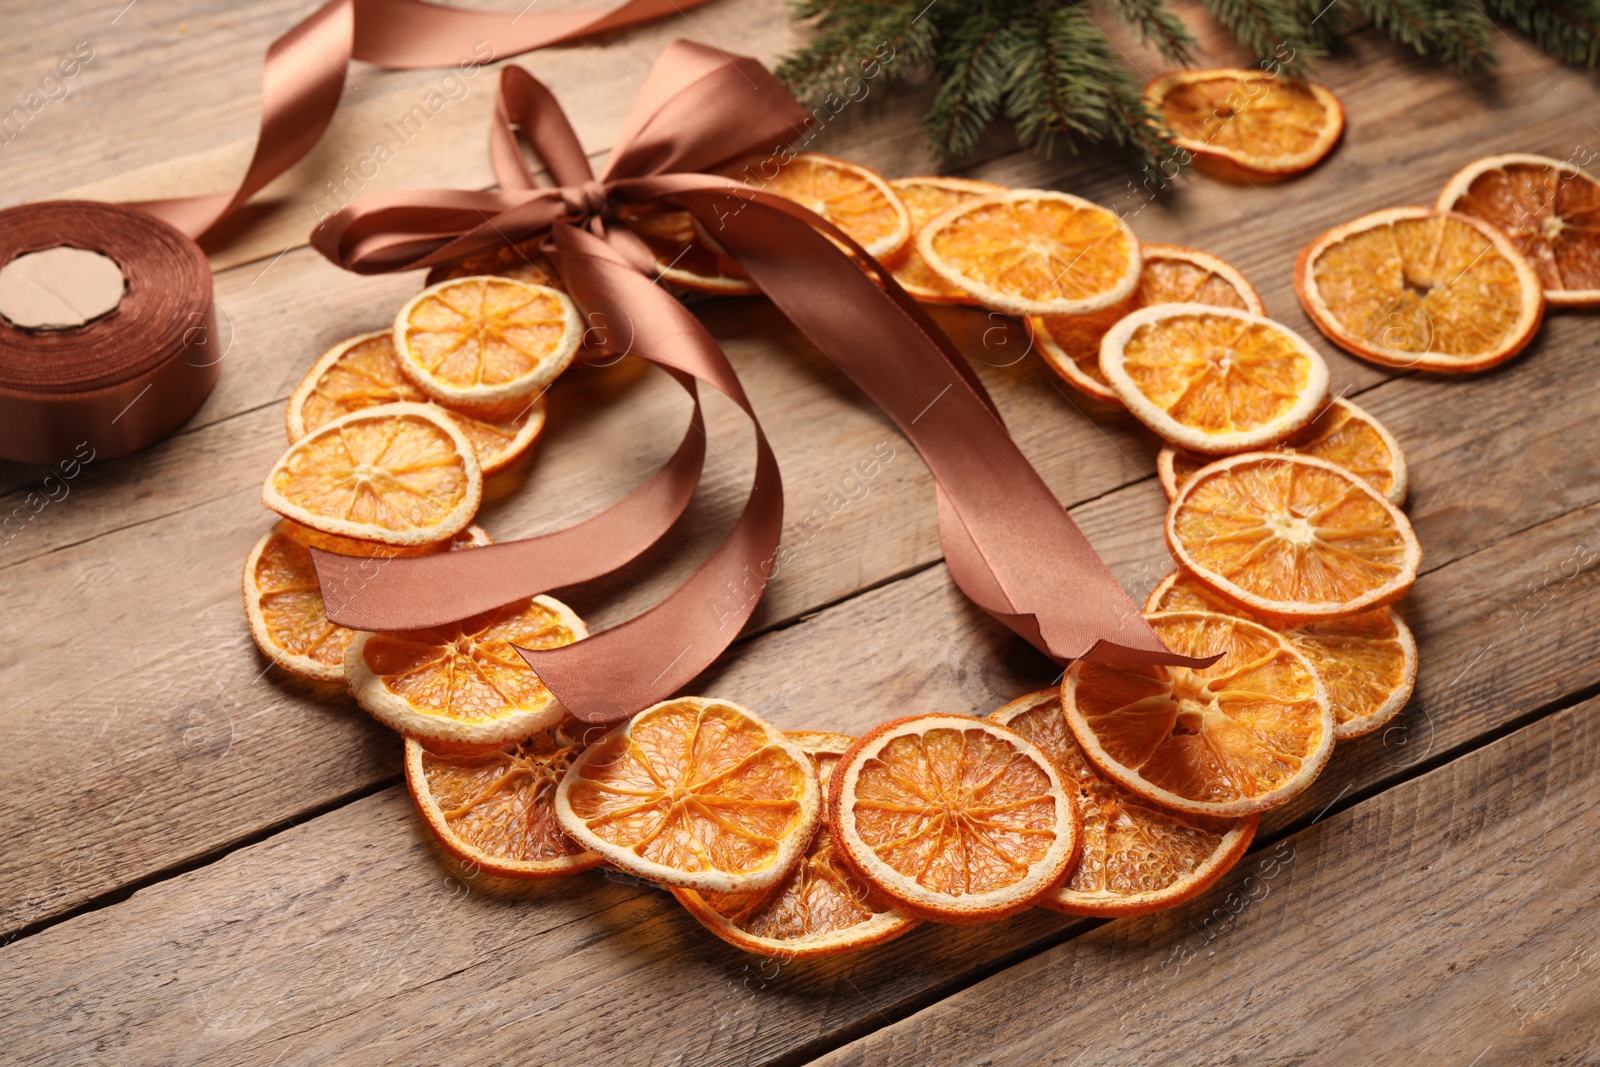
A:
310 42 1212 723
0 0 714 464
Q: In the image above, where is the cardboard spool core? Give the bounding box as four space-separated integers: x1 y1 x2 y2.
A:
0 247 127 330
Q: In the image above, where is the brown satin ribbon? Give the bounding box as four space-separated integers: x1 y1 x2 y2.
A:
310 41 1210 723
0 0 713 464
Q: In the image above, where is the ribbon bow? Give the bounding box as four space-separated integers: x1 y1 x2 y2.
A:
310 41 1208 723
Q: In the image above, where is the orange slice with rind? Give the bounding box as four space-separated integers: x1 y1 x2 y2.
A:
345 594 586 748
262 402 482 547
1146 571 1417 740
394 276 581 406
919 189 1141 316
991 690 1257 916
672 731 919 957
286 330 546 476
1157 396 1408 505
404 721 605 878
887 176 1006 303
1031 244 1264 403
1295 206 1544 372
1100 304 1330 454
242 522 357 684
828 713 1083 925
1166 452 1422 623
617 204 759 295
729 152 912 263
1064 611 1333 817
1438 153 1600 306
554 697 823 894
1144 68 1344 182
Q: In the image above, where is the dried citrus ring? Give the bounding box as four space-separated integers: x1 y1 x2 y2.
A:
1146 571 1417 740
404 721 604 878
1031 244 1264 403
1167 452 1421 623
1437 153 1600 306
1144 68 1344 182
1295 206 1544 372
242 522 356 683
262 402 482 547
1157 396 1408 505
828 714 1082 925
554 697 822 894
733 152 912 263
886 176 1006 303
428 238 565 290
918 189 1141 316
1100 304 1329 454
286 331 546 476
617 204 759 295
1065 611 1333 817
277 518 490 559
990 690 1256 916
393 276 582 405
345 595 586 748
672 731 919 957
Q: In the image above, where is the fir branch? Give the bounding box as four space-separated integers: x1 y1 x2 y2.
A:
1097 0 1199 62
1347 0 1496 71
925 9 1014 158
1482 0 1600 65
777 0 935 105
1202 0 1325 71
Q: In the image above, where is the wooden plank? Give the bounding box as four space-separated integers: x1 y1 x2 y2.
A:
809 699 1600 1067
2 484 1597 1064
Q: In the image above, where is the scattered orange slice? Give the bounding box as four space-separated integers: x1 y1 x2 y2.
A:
729 152 912 262
1031 244 1264 403
242 522 357 683
1064 611 1333 817
1438 153 1600 306
286 331 546 476
262 402 482 547
277 518 489 559
1157 396 1408 504
887 176 1006 303
1100 304 1330 454
1296 206 1544 372
617 204 759 295
404 721 605 878
828 713 1082 925
555 697 822 894
1166 452 1422 623
428 238 566 290
1146 571 1417 740
991 690 1256 916
672 731 919 957
1144 68 1344 182
393 276 582 406
345 595 586 749
918 190 1141 315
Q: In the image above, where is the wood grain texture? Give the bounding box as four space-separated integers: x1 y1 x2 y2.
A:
810 698 1600 1067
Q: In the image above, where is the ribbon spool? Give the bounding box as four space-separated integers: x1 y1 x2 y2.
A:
0 201 214 465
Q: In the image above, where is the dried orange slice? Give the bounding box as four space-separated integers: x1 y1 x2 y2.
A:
262 402 482 547
1438 153 1600 306
554 697 822 894
1064 611 1333 817
828 714 1082 925
404 721 604 878
617 204 758 295
393 276 581 405
918 190 1141 316
1167 452 1421 623
736 152 912 263
1100 304 1329 454
886 176 1006 303
990 690 1256 916
278 517 489 559
1146 571 1417 740
1144 68 1344 182
1031 244 1264 403
286 331 546 476
428 238 565 289
1157 396 1408 505
242 522 356 683
345 595 586 748
1295 206 1544 372
672 731 919 957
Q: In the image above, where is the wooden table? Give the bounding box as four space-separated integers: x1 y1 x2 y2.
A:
4 2 1598 1064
